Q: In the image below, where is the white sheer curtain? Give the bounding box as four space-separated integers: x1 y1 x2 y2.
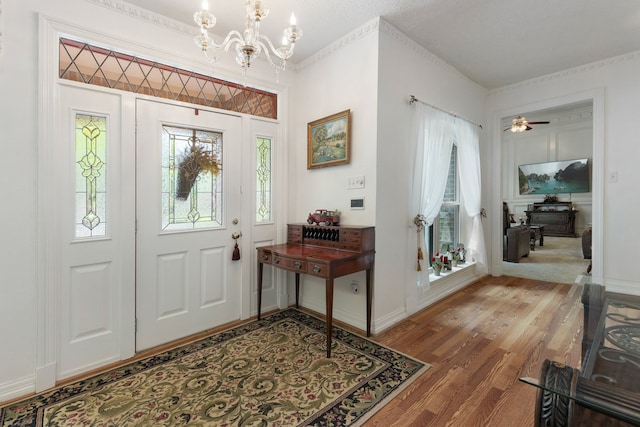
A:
454 118 487 272
408 103 454 290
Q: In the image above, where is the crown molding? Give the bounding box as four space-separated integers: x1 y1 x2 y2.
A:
84 0 196 35
297 16 478 90
489 50 640 97
296 17 381 70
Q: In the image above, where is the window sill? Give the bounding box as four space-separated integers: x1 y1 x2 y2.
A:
429 262 476 283
419 262 479 311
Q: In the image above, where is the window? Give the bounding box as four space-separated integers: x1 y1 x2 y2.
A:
59 38 277 119
75 113 107 238
429 144 459 259
255 136 272 222
161 125 223 230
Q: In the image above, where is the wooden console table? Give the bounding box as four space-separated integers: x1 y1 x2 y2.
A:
257 224 375 357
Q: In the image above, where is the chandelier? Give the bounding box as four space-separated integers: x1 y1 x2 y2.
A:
193 0 303 78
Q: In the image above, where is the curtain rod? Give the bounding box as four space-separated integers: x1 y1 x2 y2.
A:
409 95 483 129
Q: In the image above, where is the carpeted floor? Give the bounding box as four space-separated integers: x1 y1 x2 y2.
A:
0 309 429 427
503 235 591 284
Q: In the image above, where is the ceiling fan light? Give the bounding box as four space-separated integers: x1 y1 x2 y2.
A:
511 123 527 133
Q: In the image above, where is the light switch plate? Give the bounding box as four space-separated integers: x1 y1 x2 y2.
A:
348 176 365 189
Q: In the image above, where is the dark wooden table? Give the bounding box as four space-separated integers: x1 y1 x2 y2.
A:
257 224 375 357
529 224 545 249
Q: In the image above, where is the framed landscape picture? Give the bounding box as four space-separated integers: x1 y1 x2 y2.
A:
518 158 590 195
307 110 351 169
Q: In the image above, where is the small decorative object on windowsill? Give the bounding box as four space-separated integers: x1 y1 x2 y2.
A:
458 244 466 264
449 247 461 267
431 252 444 276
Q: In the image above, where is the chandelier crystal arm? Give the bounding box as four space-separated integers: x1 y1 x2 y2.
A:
257 34 295 60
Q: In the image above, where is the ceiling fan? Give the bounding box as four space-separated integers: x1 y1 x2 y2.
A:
504 116 550 133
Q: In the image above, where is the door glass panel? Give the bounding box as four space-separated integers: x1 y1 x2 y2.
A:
75 113 107 238
256 136 272 222
161 125 223 231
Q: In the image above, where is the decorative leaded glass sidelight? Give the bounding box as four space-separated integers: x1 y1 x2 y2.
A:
162 126 223 231
256 137 272 222
75 114 107 238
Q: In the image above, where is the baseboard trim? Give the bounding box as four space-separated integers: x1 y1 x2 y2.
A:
602 278 640 296
35 362 56 393
419 265 484 310
0 375 35 403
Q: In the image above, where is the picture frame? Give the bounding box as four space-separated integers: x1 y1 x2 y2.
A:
517 158 590 195
307 110 351 169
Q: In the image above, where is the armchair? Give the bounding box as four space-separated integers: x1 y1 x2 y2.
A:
504 226 531 262
503 202 530 262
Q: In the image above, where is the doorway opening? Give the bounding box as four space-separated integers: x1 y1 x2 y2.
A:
500 101 594 284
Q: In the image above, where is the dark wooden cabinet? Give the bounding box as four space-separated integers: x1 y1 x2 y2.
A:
525 202 577 237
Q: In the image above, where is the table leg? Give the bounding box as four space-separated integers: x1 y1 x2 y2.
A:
295 273 300 308
257 262 264 320
366 267 373 337
326 278 334 358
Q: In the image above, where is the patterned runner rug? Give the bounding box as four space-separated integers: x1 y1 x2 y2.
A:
1 309 429 426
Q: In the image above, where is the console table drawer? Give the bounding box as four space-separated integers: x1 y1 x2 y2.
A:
307 261 329 278
272 255 307 273
258 250 272 264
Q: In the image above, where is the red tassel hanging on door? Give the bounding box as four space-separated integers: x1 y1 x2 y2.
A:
232 242 240 261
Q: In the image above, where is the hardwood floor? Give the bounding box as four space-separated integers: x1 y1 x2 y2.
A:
4 275 583 426
364 275 584 426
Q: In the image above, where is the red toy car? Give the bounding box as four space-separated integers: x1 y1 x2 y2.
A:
307 209 340 226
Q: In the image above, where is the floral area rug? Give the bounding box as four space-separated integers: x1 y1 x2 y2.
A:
1 309 429 426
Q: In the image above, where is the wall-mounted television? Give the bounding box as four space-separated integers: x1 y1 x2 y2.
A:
518 158 590 195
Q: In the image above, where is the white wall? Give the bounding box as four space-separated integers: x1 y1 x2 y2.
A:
289 20 380 330
487 52 640 294
375 21 488 325
1 0 47 398
289 18 488 332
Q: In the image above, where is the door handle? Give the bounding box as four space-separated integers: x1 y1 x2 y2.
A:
232 232 242 240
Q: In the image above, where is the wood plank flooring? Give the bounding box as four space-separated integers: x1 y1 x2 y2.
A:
363 275 584 426
4 275 583 426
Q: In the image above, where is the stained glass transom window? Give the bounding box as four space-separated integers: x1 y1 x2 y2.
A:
75 114 107 238
256 137 272 222
59 38 277 119
162 126 223 231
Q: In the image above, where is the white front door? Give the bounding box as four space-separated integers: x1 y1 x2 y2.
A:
135 100 243 351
